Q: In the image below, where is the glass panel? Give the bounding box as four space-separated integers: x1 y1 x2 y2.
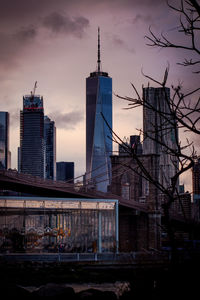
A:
6 200 24 208
86 76 112 192
98 202 115 210
81 202 97 209
26 200 44 208
0 197 117 254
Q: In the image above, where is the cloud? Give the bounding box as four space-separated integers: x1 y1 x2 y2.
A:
48 110 84 129
0 0 61 23
0 24 38 68
0 32 23 67
10 110 20 127
112 35 135 53
0 0 165 21
42 12 89 38
15 25 38 42
132 14 153 24
9 109 84 130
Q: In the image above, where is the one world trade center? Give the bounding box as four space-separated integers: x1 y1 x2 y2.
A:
86 28 112 192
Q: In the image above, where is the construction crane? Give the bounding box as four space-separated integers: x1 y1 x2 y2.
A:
30 81 37 101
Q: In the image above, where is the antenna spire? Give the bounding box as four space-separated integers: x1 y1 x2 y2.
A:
97 27 101 72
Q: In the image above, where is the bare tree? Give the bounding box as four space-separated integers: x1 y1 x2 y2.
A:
146 0 200 72
112 0 200 260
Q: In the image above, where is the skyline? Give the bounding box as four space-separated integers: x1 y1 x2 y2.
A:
0 0 198 191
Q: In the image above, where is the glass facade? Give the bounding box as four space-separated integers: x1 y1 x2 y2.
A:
56 162 74 183
0 112 10 169
44 116 56 180
20 95 45 178
0 197 118 253
86 73 112 192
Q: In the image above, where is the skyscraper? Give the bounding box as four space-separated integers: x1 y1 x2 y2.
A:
44 116 56 180
0 112 11 169
143 87 178 188
130 135 143 155
20 93 45 178
118 137 130 156
86 28 112 192
118 135 143 156
192 157 200 200
56 162 74 183
192 157 200 219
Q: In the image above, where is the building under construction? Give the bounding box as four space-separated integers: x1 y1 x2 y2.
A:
19 82 45 178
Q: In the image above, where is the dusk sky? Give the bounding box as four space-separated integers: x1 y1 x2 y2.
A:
0 0 198 191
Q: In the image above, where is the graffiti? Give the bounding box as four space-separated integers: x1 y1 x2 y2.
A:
0 209 116 253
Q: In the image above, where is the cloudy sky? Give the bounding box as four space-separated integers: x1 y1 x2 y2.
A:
0 0 198 191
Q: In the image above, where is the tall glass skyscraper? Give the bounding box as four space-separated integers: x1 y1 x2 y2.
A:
86 28 112 192
44 116 56 180
0 112 11 169
20 94 45 178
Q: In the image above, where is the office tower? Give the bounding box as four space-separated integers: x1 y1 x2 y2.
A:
0 112 11 169
118 135 142 156
179 184 185 194
44 116 56 180
20 93 45 177
56 162 74 183
86 28 112 192
192 158 200 219
17 147 21 172
143 87 178 188
118 137 130 156
130 135 143 155
193 158 200 200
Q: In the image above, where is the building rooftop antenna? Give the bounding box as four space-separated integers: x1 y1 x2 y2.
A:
90 27 108 77
97 27 101 73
